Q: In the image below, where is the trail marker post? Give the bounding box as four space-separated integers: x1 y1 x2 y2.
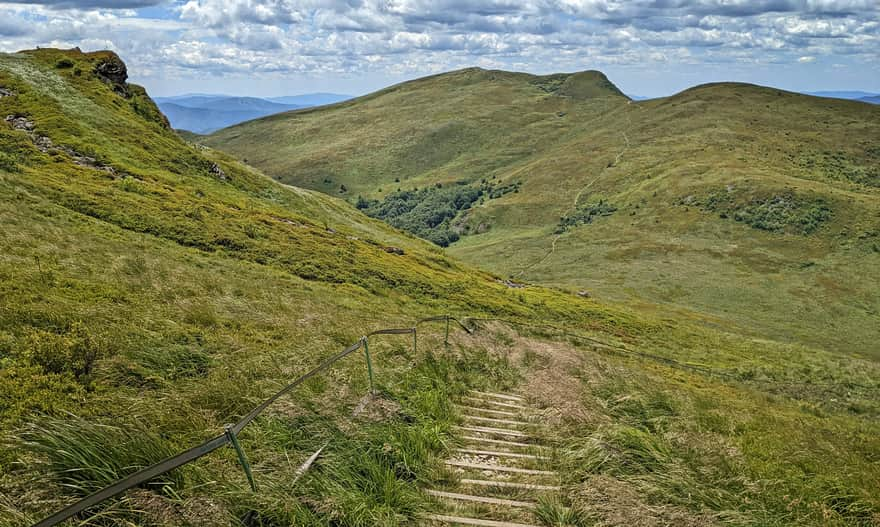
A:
224 424 257 492
362 337 375 394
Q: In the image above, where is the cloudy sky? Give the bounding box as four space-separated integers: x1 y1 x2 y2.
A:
0 1 877 98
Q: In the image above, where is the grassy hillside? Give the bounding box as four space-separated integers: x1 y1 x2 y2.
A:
206 69 880 357
1 50 878 526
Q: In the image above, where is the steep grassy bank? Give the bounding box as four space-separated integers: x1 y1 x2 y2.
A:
206 69 880 357
0 49 628 526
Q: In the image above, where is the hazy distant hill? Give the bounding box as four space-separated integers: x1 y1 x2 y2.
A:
806 90 879 100
154 96 300 133
266 93 351 106
859 95 880 104
153 93 352 133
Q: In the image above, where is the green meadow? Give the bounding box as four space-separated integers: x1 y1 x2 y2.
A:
0 49 877 525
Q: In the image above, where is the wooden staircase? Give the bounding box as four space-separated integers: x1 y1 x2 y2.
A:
422 390 558 527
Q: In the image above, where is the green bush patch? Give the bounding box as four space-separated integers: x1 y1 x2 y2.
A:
555 199 617 233
684 188 832 235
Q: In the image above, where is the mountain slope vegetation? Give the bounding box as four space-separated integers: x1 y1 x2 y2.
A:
206 68 880 357
1 49 878 526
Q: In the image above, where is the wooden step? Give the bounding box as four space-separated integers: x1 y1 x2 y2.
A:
464 415 531 427
425 489 536 509
462 397 527 410
454 448 543 460
425 513 540 527
457 405 518 418
455 426 527 438
468 391 525 402
459 479 560 491
460 436 546 450
445 461 555 476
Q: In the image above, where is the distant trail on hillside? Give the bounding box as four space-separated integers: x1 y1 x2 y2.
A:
513 103 635 279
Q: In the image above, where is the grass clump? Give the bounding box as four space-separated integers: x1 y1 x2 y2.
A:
16 414 185 495
535 495 588 527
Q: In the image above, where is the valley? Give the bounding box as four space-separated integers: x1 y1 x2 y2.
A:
206 68 880 358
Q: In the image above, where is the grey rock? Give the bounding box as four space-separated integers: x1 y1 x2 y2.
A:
209 162 227 180
5 115 34 131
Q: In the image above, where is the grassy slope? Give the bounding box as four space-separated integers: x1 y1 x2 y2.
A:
1 50 878 526
0 48 641 526
206 69 880 357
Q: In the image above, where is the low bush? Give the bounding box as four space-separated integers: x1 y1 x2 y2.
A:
20 321 111 379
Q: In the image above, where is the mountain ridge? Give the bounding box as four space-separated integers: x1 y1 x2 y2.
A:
205 66 880 356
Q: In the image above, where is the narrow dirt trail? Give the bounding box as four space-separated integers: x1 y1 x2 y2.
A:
513 103 636 280
421 390 559 527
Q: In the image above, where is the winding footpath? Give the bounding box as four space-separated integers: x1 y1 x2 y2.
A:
514 102 636 280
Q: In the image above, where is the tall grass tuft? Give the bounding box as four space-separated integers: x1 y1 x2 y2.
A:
16 413 184 495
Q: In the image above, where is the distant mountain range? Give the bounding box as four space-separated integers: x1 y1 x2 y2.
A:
805 90 880 103
153 93 352 133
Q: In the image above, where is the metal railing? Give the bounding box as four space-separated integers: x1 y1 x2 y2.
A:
32 314 470 527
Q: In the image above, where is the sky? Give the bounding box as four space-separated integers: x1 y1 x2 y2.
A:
0 1 877 98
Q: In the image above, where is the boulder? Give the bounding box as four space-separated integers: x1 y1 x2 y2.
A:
94 57 129 96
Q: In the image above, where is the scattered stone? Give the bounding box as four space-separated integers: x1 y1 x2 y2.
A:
5 115 34 131
577 290 591 298
384 246 405 255
209 162 227 180
497 278 526 288
0 87 13 98
33 135 53 152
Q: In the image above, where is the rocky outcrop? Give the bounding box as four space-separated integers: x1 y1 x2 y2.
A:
94 57 129 97
0 87 14 98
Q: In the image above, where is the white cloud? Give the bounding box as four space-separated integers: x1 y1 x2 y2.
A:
0 0 877 95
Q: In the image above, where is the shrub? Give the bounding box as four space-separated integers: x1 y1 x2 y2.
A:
21 322 111 378
556 199 617 232
55 58 75 69
356 184 483 246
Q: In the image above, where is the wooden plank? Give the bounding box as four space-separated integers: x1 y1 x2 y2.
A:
459 479 560 491
468 391 525 402
462 397 527 410
460 436 546 449
425 489 536 509
454 448 542 460
455 426 527 438
464 415 531 427
424 514 540 527
445 461 555 476
457 405 519 418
